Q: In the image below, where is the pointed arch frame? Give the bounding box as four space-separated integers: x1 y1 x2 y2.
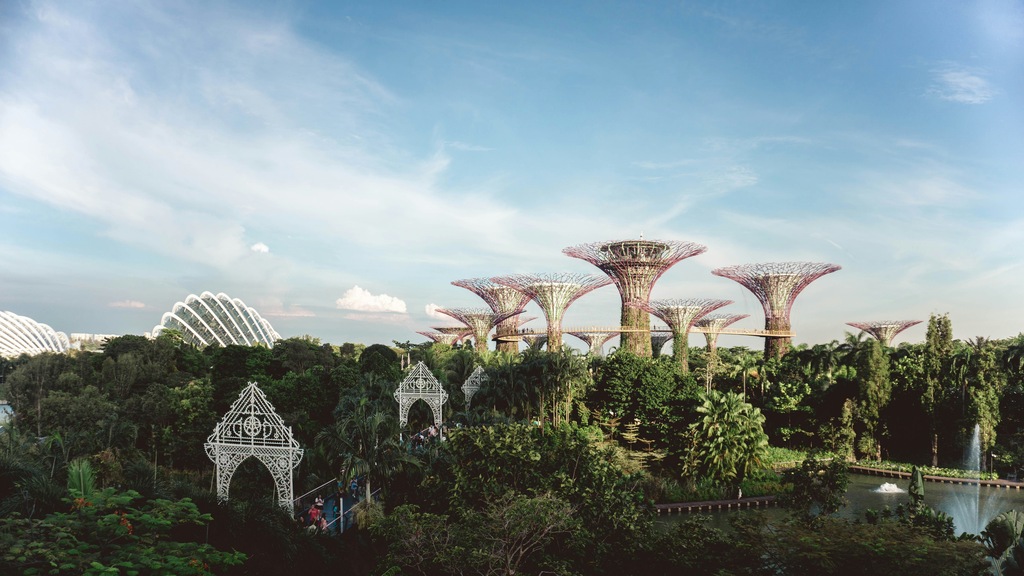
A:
205 382 303 510
394 362 448 429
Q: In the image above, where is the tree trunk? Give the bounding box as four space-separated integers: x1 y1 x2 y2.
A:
931 433 939 467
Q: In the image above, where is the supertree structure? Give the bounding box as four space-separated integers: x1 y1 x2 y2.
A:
563 238 707 357
492 273 611 352
846 320 922 347
694 313 750 353
650 332 673 358
515 316 537 328
452 278 532 354
712 262 841 358
435 308 517 354
417 331 460 346
567 330 619 356
630 298 732 372
522 334 548 351
434 325 472 345
693 313 749 392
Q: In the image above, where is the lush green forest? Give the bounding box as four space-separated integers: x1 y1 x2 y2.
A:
3 313 1024 574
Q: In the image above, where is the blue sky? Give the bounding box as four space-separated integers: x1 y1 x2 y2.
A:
1 0 1022 350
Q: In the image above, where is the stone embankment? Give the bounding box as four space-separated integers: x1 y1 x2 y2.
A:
655 465 1024 515
850 464 1024 490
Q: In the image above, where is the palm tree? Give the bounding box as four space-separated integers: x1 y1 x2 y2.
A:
688 390 769 497
728 352 760 401
543 348 590 426
316 399 418 504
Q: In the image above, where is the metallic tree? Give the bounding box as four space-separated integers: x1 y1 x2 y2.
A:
846 320 922 347
452 278 532 354
694 313 750 353
433 325 472 346
435 308 517 354
563 238 707 356
417 331 460 346
492 273 611 351
522 334 548 351
650 332 673 358
712 262 841 358
567 330 619 356
694 313 749 392
631 298 732 372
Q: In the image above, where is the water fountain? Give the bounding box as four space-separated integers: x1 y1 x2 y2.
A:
945 424 1005 535
875 482 904 493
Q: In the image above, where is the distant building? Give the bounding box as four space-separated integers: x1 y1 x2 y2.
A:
0 311 70 357
69 333 122 351
152 291 281 349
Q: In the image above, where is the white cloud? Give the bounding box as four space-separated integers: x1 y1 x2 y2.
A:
109 300 145 309
424 303 449 320
250 242 270 253
336 286 406 313
928 64 995 104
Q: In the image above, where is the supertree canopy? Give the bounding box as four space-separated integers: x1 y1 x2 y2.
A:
492 273 611 351
435 308 516 354
630 298 732 372
563 238 707 357
650 332 673 358
417 331 460 346
712 262 840 358
694 313 749 392
693 313 750 353
567 330 619 356
434 325 472 340
452 278 532 354
846 320 922 347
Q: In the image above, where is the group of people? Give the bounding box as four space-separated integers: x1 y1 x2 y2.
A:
410 424 445 448
304 495 329 533
300 476 364 534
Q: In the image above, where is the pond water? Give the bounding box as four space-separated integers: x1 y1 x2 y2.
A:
657 473 1024 535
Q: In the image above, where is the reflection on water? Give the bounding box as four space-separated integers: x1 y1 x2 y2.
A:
657 473 1024 535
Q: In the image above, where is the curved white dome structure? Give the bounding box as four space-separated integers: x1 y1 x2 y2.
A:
0 311 71 357
153 291 281 349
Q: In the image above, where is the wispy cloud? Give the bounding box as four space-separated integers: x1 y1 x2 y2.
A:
443 140 493 152
109 300 145 309
337 286 407 313
927 63 995 104
0 3 540 273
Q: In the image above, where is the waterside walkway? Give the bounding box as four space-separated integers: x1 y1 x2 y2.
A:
850 464 1024 490
655 495 777 515
655 466 1024 515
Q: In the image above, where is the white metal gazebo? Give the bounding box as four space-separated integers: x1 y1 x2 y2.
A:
205 382 303 510
394 362 448 431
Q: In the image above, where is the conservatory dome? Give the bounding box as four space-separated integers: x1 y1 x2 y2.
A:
0 311 71 357
153 291 281 349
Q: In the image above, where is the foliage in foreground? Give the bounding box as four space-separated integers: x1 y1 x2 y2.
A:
371 492 578 576
387 423 651 575
0 488 245 575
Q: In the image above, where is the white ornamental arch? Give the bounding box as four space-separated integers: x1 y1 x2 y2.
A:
205 382 303 510
394 362 448 430
461 366 488 410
